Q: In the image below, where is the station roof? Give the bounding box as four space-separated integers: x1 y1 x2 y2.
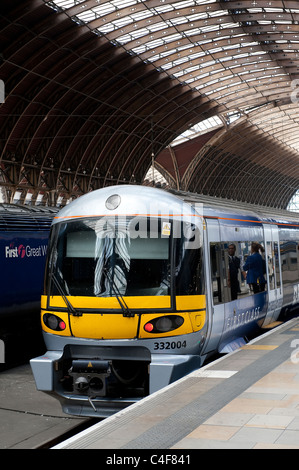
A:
1 0 299 208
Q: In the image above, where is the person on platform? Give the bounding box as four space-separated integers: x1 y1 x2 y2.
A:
243 242 265 294
227 243 241 300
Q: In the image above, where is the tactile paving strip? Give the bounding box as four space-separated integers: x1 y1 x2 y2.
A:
121 336 294 448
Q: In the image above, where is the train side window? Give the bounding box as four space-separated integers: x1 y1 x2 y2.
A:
266 241 275 290
175 224 204 296
280 240 299 287
274 242 281 288
241 241 266 295
210 243 230 304
209 241 266 304
210 243 223 304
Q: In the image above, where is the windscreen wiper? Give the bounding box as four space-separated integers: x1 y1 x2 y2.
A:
103 267 134 318
51 273 82 317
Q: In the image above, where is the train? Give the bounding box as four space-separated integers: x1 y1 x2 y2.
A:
0 203 55 365
30 185 299 417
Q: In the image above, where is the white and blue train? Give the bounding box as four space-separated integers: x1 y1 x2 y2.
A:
30 185 299 416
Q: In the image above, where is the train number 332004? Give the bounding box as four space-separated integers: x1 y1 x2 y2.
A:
153 340 187 350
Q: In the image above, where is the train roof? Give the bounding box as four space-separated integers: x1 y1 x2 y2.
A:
53 185 299 229
0 203 57 231
170 188 299 227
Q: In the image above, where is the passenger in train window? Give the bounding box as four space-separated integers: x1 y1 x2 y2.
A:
227 244 241 300
243 242 266 294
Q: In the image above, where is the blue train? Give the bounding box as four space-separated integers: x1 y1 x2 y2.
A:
30 186 299 416
0 204 55 365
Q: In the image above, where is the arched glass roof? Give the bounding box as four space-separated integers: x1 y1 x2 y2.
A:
45 0 299 148
46 1 297 102
1 1 299 208
287 189 299 211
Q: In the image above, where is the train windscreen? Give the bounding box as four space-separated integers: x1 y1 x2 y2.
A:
46 216 203 297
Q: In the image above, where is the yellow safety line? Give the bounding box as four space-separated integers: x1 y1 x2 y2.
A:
241 345 278 350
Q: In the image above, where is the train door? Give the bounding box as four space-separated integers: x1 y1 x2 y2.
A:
201 218 225 354
262 224 283 326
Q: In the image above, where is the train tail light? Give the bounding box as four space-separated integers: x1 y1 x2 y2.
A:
144 315 184 334
43 313 66 331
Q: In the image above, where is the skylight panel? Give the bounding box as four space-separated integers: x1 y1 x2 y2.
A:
148 21 169 33
173 69 187 78
188 50 206 60
130 44 148 54
262 7 285 13
199 24 222 33
172 56 190 66
131 10 153 22
77 10 97 22
90 3 115 17
113 17 134 29
97 9 154 34
149 44 196 62
170 115 222 146
185 76 197 84
209 9 229 18
161 62 175 70
183 64 199 74
131 37 166 54
118 28 148 42
97 23 117 34
49 0 78 8
159 32 183 44
112 0 138 9
173 0 195 10
117 20 170 44
185 12 209 22
168 16 190 26
154 4 175 14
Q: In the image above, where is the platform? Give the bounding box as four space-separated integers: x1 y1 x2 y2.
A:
54 317 299 449
0 364 89 449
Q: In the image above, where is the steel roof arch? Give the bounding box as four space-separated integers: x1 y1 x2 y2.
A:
1 0 299 208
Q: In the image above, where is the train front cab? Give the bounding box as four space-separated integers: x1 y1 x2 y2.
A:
31 211 208 416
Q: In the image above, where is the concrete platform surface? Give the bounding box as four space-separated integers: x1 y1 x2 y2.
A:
54 318 299 449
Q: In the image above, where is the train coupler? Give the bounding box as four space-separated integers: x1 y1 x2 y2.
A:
68 359 111 398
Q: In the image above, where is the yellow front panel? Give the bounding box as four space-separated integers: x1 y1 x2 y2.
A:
41 294 206 339
70 313 139 339
45 295 171 310
139 295 206 338
188 311 205 331
176 295 206 311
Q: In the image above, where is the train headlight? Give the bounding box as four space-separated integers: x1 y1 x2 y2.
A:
43 313 66 331
105 194 121 210
144 315 184 334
